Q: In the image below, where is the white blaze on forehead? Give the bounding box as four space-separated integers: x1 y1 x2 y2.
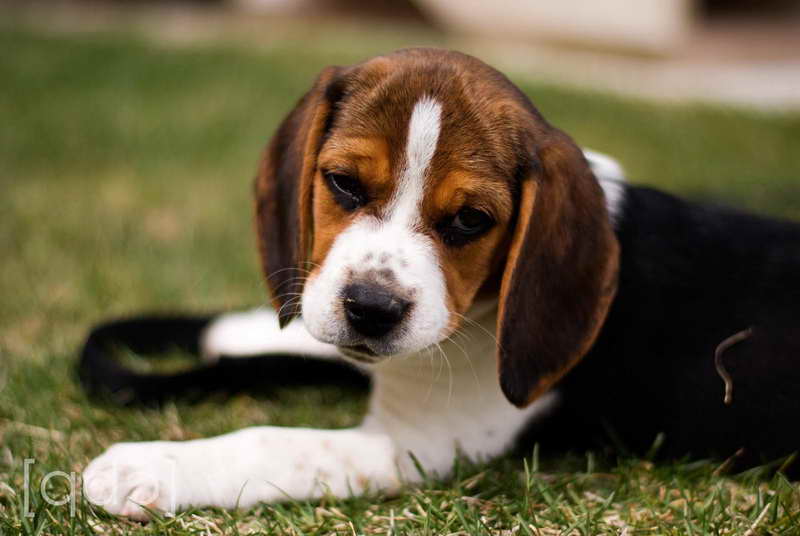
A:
388 97 442 226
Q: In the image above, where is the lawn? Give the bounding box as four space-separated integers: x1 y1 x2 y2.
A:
2 17 800 535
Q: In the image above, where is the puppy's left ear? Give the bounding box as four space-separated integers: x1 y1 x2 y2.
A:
254 66 345 327
497 129 620 407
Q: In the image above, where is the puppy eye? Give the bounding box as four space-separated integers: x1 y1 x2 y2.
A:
438 207 494 246
452 207 492 233
324 173 368 211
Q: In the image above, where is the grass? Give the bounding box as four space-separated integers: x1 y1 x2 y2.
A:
2 16 800 535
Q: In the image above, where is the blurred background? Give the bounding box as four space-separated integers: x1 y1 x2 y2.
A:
1 0 799 489
5 0 800 107
0 3 799 531
1 0 799 365
1 0 799 386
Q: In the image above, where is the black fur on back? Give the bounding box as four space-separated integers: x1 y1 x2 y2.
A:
528 185 800 467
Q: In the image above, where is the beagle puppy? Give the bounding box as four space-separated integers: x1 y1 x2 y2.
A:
82 48 800 520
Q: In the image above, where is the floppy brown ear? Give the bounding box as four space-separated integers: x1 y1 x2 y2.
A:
254 66 344 327
497 130 620 407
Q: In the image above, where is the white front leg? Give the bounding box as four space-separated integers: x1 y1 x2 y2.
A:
83 426 400 520
84 303 560 519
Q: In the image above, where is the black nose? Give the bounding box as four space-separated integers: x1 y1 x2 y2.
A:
342 283 410 338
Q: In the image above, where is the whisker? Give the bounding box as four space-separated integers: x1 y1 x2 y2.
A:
270 291 304 303
451 327 473 345
444 331 482 397
272 276 310 292
265 266 311 281
276 295 303 319
433 341 446 383
438 342 454 406
452 311 500 349
423 345 436 403
298 260 322 271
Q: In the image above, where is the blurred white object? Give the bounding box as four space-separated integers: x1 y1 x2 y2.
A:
232 0 313 13
415 0 692 53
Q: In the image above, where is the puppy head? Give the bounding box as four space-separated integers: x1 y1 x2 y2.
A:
255 49 619 405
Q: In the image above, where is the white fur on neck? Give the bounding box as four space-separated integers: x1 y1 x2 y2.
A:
583 148 627 224
201 302 559 479
361 303 560 477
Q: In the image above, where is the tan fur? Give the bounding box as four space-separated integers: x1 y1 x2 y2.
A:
424 171 513 322
312 137 394 265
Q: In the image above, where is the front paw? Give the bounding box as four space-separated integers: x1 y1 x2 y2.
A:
83 442 181 520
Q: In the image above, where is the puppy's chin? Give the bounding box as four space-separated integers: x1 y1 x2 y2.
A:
338 344 383 364
338 340 405 364
337 338 435 364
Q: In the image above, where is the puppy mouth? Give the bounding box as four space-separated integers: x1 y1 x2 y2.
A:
338 344 382 363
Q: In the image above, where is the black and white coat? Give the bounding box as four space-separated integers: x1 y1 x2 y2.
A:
81 151 800 518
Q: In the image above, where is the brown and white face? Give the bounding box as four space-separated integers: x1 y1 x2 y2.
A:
256 49 620 406
302 68 522 361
